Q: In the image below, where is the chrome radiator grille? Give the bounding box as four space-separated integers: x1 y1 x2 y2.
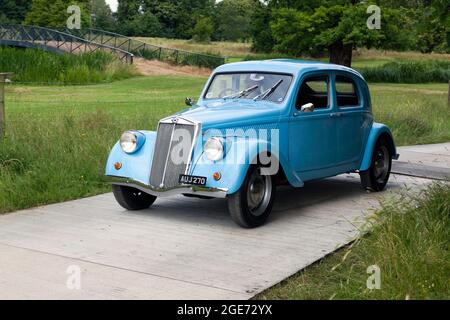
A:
149 120 197 189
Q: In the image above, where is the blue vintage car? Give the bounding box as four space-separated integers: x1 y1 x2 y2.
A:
106 60 399 228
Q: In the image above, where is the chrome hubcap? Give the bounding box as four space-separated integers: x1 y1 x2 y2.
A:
373 145 389 183
246 168 272 216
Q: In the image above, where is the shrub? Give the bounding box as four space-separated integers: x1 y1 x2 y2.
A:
0 47 136 84
358 60 450 83
190 17 214 43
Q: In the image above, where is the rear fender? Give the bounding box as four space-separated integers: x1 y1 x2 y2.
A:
359 123 398 172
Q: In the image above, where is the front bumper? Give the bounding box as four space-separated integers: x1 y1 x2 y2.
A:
106 176 228 199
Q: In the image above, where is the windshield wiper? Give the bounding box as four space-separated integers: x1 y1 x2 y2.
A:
253 79 283 101
223 85 259 99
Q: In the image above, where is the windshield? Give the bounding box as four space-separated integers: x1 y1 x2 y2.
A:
204 73 293 103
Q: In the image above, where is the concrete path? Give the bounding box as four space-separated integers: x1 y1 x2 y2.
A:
393 143 450 180
0 173 432 300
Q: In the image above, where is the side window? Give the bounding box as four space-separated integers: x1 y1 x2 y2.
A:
296 75 329 110
335 75 360 108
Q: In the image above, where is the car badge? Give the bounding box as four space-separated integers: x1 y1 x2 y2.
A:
171 117 178 123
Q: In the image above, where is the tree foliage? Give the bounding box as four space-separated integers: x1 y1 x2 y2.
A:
1 0 447 60
191 16 214 43
0 0 32 24
115 0 215 38
214 0 254 41
24 0 91 28
115 0 162 36
91 0 114 31
250 0 275 52
251 0 449 66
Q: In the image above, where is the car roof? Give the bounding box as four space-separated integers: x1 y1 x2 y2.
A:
214 59 364 80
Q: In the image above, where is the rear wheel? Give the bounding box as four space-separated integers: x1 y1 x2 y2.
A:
360 138 392 191
227 165 276 228
112 185 157 210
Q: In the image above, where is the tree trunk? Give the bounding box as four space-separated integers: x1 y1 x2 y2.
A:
329 42 353 67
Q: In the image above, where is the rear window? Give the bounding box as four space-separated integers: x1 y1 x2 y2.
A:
335 75 360 108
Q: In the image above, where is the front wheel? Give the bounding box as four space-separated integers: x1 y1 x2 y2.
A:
112 185 157 210
227 165 276 228
360 138 392 191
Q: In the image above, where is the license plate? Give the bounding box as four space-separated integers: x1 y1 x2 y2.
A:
179 174 207 186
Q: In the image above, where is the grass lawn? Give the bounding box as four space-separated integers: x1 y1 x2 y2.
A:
133 37 252 58
133 37 450 68
256 183 450 300
0 77 448 215
1 75 449 299
0 76 204 213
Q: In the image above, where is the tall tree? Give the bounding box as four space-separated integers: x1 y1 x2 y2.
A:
143 0 214 38
0 0 32 24
214 0 253 41
91 0 115 30
250 0 275 52
270 1 407 66
416 0 450 53
116 0 141 25
24 0 91 28
115 0 163 36
191 16 214 42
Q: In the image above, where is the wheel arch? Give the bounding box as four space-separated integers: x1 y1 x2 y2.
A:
359 123 398 172
247 150 304 189
208 138 304 195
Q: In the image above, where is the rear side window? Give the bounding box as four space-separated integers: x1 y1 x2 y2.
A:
335 75 360 108
296 75 329 109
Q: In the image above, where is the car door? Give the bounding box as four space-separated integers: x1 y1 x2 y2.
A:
333 73 368 170
289 73 338 181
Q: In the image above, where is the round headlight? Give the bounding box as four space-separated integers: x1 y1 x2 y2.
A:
204 137 224 161
120 131 137 153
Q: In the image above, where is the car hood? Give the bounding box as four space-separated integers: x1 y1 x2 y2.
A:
173 100 284 129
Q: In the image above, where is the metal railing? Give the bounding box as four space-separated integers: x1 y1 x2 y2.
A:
62 28 225 69
0 25 134 64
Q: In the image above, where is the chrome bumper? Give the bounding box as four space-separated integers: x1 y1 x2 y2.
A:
106 176 228 198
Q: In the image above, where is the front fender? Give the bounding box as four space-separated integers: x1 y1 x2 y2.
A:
359 123 399 172
191 137 303 195
105 131 157 184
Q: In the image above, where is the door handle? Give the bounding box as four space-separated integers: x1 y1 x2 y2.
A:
293 112 300 117
330 112 343 118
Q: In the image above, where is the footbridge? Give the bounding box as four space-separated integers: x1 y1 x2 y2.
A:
0 25 134 64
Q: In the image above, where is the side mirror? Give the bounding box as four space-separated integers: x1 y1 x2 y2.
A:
300 103 314 112
185 97 195 106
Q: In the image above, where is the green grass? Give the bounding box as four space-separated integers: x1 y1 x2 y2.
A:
0 78 448 214
132 37 450 66
134 37 252 59
370 83 450 145
257 183 450 300
0 76 204 213
0 47 137 84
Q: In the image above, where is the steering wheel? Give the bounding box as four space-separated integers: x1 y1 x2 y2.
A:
218 88 236 98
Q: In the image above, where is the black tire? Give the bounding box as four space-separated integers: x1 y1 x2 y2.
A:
360 138 392 191
227 165 276 228
112 185 157 210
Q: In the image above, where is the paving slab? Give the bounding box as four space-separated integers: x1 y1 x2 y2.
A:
0 173 431 300
396 143 450 168
392 143 450 180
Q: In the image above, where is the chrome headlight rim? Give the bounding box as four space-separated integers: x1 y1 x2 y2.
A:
120 131 140 154
204 137 224 161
